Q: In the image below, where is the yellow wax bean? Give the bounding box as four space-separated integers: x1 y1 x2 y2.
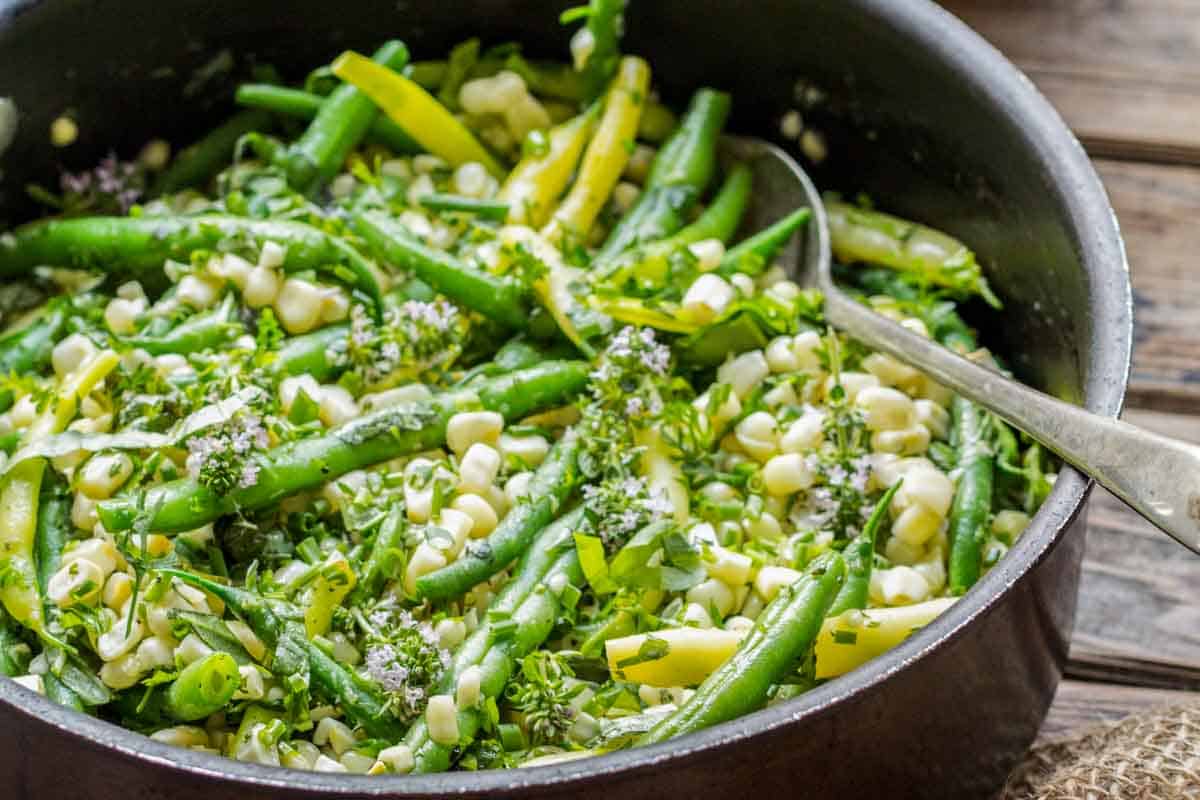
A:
332 51 505 178
814 598 956 679
542 56 650 244
304 554 357 639
606 627 743 687
499 106 600 227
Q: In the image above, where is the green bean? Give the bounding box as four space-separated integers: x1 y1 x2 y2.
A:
827 481 901 617
233 84 422 155
574 0 626 101
163 652 241 721
0 215 384 316
123 292 242 356
0 295 72 376
597 163 752 288
97 361 589 533
269 323 348 383
716 208 811 277
0 608 28 677
418 193 510 221
410 547 583 772
282 40 410 194
352 210 530 329
437 38 481 111
947 394 993 595
350 505 405 605
826 198 1000 307
33 482 84 710
416 433 582 600
596 88 731 262
639 551 844 745
161 569 406 740
151 109 274 196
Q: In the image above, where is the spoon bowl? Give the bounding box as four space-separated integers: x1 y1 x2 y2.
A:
733 134 1200 556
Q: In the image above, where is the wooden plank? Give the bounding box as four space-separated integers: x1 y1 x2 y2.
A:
1093 159 1200 413
940 0 1200 165
1038 680 1196 743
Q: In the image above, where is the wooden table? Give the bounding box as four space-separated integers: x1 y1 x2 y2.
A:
940 0 1200 743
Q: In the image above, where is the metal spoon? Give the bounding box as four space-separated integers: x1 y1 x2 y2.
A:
725 134 1200 555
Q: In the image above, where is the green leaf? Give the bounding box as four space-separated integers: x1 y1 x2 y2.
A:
614 634 669 670
573 533 615 595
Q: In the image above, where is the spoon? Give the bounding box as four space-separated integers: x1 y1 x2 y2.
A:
724 135 1200 555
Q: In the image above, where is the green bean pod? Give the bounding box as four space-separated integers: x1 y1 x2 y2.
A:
123 293 242 356
0 215 384 316
234 84 422 155
32 484 84 710
596 88 731 261
716 208 811 277
151 109 274 196
350 505 406 604
0 296 73 377
416 433 582 601
98 361 589 533
352 210 530 329
163 652 241 721
639 551 845 745
827 481 901 617
947 395 994 595
282 40 410 193
270 323 348 383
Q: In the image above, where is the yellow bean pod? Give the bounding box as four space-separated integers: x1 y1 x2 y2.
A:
499 106 601 227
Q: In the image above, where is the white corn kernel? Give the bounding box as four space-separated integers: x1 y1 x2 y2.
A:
485 483 510 518
274 278 325 335
740 592 765 619
862 352 920 389
734 411 779 462
730 273 755 296
314 717 357 756
718 350 770 400
99 652 145 690
914 399 950 440
685 578 735 618
136 635 176 671
150 726 210 748
98 610 145 661
341 752 376 774
175 633 214 666
52 333 98 377
452 493 499 538
824 371 880 403
992 509 1031 541
257 241 286 270
63 538 120 577
437 508 475 556
406 174 436 206
381 158 412 180
893 466 954 517
103 572 133 610
458 443 502 494
688 238 726 273
762 452 816 496
176 274 221 309
446 411 503 455
104 297 145 334
872 424 932 456
435 617 467 651
47 559 104 608
313 754 347 773
504 471 534 505
71 493 98 531
704 545 753 586
725 615 755 634
856 386 916 432
765 335 802 373
456 664 483 709
155 353 192 379
870 566 931 605
744 511 783 541
413 154 449 175
279 374 322 417
780 410 825 454
329 173 357 199
243 265 281 308
426 694 460 745
754 566 802 602
913 555 947 593
681 602 713 628
681 274 735 324
360 383 433 412
884 534 926 566
10 395 36 428
404 543 448 595
891 503 943 546
209 252 253 289
694 388 742 429
500 434 550 468
453 162 490 198
318 385 359 427
78 452 134 499
227 620 266 662
319 288 350 323
377 744 415 774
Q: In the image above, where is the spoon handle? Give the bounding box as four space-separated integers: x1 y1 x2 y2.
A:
824 290 1200 554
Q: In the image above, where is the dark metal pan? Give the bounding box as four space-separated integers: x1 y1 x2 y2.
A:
0 1 1132 796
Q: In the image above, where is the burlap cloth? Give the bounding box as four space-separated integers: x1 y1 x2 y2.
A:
1001 704 1200 799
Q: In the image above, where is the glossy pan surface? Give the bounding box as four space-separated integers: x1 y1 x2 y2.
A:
0 1 1132 797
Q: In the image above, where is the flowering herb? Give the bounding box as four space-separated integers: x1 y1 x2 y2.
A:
331 300 468 393
505 651 582 747
360 605 451 722
185 408 270 493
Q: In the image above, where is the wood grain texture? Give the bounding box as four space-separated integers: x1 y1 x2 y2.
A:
1037 680 1197 742
940 0 1200 165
